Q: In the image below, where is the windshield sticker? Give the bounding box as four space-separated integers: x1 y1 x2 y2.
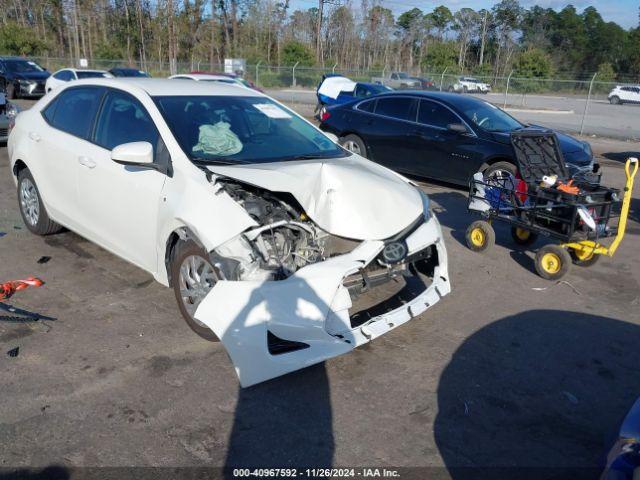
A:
253 103 292 119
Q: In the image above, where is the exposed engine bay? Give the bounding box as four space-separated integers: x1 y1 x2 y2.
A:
211 179 332 281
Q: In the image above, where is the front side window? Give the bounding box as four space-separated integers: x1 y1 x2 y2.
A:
375 97 417 121
94 90 159 153
418 100 460 129
154 95 345 165
48 87 105 139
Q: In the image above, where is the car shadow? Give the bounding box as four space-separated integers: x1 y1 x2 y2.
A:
434 310 640 480
600 151 640 165
0 465 70 480
220 278 336 475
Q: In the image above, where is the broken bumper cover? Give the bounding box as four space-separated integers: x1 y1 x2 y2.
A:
195 216 450 387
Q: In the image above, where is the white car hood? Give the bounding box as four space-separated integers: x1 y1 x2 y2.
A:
206 155 422 240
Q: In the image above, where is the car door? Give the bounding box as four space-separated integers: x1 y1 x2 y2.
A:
407 99 483 183
33 86 106 230
363 96 418 170
77 88 168 272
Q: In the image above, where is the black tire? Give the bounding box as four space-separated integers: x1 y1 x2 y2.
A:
569 248 601 267
17 169 63 235
465 220 495 252
170 240 220 342
510 226 538 246
484 161 518 180
340 134 368 158
535 245 571 280
609 96 621 105
6 82 17 99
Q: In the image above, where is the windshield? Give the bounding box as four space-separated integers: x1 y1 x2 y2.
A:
76 71 108 79
154 95 346 164
397 73 409 79
6 60 45 73
462 101 522 133
116 69 149 77
368 84 391 94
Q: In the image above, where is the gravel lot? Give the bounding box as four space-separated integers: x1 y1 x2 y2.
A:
1 99 640 478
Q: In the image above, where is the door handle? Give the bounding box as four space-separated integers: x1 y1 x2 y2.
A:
78 156 96 169
28 132 41 142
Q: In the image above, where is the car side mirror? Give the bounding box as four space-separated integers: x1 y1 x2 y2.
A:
447 123 468 135
112 141 154 166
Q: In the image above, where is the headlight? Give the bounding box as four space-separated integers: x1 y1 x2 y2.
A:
6 102 19 119
418 189 431 221
17 79 34 85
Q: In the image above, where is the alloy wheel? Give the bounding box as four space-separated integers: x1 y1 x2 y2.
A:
178 255 219 326
19 178 40 226
343 140 361 155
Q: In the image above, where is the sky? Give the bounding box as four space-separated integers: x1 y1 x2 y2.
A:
289 0 639 30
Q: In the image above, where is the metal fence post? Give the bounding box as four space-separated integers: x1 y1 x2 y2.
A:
580 72 597 136
255 61 262 86
440 67 448 92
332 63 337 74
291 61 300 88
504 70 514 109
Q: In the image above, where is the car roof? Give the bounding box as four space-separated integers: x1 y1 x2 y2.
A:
355 90 491 109
66 78 262 97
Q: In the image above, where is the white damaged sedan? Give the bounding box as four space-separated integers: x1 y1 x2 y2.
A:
8 79 450 387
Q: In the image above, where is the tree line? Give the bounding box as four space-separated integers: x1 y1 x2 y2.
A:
0 0 638 81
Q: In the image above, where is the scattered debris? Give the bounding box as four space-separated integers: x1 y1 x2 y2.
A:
532 280 582 296
37 256 51 264
0 277 44 301
7 346 20 358
562 391 579 405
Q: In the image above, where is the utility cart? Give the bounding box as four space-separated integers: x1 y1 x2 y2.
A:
465 130 638 280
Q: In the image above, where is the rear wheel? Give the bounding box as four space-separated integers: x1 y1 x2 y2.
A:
510 226 538 246
466 220 495 252
171 240 220 341
17 169 63 235
535 245 571 280
484 161 518 180
569 247 601 267
609 96 621 105
340 134 367 158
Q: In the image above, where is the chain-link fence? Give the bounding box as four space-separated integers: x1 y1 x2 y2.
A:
27 56 640 140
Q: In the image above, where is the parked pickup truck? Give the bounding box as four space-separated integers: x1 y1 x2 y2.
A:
371 72 421 89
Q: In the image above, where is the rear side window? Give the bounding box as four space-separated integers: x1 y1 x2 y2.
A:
418 100 460 129
357 99 376 112
94 90 159 154
47 87 105 139
375 97 417 121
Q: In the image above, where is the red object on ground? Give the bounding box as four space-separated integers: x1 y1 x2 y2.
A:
0 277 44 301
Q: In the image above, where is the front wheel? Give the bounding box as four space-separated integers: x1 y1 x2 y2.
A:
340 134 367 158
535 245 571 280
484 161 518 180
466 220 495 252
6 82 18 99
569 247 601 267
17 169 63 235
171 240 220 341
609 96 621 105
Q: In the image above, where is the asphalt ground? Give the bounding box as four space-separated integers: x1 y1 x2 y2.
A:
267 88 640 141
1 98 640 479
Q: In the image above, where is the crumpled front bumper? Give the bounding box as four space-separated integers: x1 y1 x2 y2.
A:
195 216 450 387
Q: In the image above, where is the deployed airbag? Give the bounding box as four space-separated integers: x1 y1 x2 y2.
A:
193 122 243 156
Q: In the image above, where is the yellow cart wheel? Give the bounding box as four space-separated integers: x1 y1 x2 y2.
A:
569 247 601 267
466 220 495 252
535 245 571 280
510 226 539 246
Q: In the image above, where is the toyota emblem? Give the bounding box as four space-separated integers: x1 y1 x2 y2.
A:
382 241 408 264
